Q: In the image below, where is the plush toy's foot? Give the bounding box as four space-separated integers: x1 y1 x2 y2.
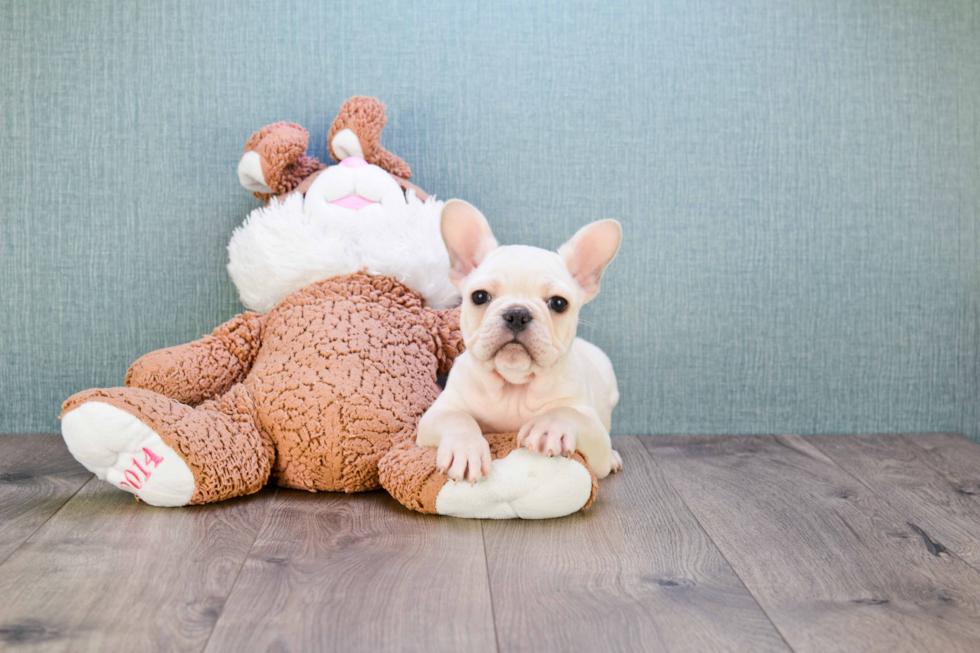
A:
61 384 274 506
436 448 595 519
62 401 195 506
379 433 598 519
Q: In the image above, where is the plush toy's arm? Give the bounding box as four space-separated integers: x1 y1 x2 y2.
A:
422 307 464 376
125 312 265 407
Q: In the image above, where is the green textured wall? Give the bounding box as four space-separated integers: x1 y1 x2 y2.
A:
2 0 978 438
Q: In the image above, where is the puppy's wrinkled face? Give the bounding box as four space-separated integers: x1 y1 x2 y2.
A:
441 200 621 384
461 246 581 379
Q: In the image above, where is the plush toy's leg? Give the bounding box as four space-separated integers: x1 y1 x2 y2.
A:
379 433 598 519
61 384 273 507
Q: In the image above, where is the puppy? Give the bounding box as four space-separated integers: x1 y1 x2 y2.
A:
417 200 622 482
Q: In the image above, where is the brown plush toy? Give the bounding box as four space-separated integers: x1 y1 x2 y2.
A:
60 98 600 519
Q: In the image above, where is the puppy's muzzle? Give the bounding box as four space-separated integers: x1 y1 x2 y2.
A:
503 307 533 334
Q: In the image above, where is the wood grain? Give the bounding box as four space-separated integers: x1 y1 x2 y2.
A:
7 434 980 652
205 489 497 653
646 434 980 653
807 434 980 572
482 435 789 653
0 434 91 565
0 480 274 652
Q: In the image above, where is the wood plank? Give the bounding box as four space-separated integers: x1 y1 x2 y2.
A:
646 434 980 653
807 434 980 572
205 489 497 653
900 433 980 498
0 480 274 652
482 436 789 653
0 434 91 564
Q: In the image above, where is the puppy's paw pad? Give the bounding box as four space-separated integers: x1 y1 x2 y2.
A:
62 402 195 507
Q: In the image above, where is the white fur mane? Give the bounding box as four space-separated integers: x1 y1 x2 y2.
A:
227 190 460 312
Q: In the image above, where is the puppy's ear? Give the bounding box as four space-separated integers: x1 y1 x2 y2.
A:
441 200 499 286
558 220 622 301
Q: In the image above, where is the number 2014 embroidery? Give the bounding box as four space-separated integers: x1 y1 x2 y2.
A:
119 448 164 490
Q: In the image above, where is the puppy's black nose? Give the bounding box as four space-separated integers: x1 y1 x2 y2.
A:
503 308 532 333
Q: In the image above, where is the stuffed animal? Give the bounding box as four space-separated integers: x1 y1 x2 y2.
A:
60 98 600 518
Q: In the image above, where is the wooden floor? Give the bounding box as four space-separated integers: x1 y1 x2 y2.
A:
2 434 980 652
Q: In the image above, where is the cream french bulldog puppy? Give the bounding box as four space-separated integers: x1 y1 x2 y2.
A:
417 200 622 483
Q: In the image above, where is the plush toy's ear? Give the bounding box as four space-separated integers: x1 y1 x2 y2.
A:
441 200 499 286
327 96 413 180
239 122 324 201
558 220 622 301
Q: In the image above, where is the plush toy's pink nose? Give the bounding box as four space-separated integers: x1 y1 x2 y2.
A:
339 156 368 169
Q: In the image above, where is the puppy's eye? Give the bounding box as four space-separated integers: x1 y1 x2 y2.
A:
548 296 569 313
471 290 491 306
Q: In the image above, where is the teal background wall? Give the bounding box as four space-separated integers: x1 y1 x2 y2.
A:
2 0 978 438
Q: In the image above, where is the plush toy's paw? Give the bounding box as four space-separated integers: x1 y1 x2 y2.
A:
435 448 595 519
379 433 599 520
436 435 492 483
610 449 624 473
62 402 195 507
517 414 576 458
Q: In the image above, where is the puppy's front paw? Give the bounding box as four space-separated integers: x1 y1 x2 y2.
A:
610 449 624 473
517 416 576 458
436 435 492 483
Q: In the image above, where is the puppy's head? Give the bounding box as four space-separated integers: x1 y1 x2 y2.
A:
441 200 621 384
